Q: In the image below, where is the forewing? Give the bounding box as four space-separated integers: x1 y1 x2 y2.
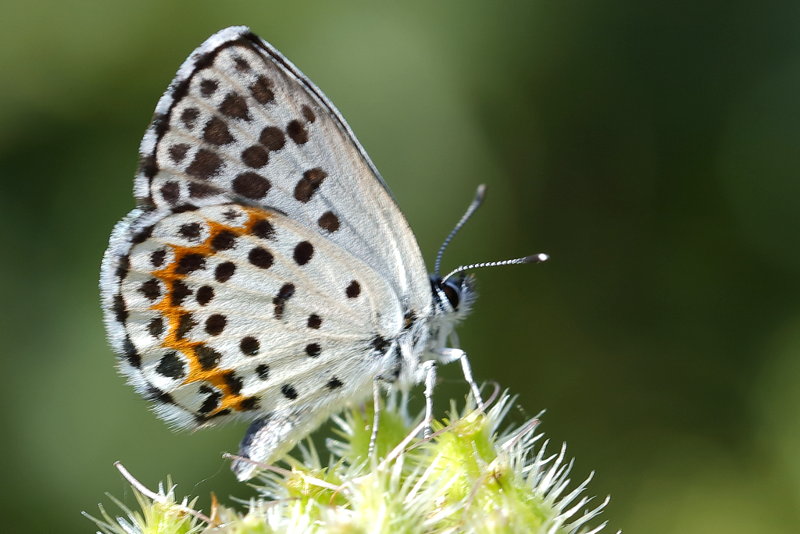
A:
107 204 401 428
134 26 430 316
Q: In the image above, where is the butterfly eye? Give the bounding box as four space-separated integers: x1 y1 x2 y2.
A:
441 279 462 310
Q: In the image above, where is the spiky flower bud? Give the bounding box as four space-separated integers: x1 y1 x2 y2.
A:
87 392 616 534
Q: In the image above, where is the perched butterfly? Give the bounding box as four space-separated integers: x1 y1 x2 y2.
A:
100 26 545 480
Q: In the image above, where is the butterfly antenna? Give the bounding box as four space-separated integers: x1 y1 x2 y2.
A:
434 184 487 276
442 253 549 283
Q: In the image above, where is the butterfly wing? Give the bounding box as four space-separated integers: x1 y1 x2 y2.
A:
108 203 401 427
132 26 430 315
101 27 435 473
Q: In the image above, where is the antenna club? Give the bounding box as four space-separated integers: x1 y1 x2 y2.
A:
525 253 549 263
476 184 488 201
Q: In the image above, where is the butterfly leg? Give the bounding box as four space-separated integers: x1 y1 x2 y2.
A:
421 359 437 438
399 388 410 424
368 379 381 457
434 348 486 412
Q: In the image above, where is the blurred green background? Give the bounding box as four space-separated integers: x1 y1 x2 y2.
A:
2 1 800 532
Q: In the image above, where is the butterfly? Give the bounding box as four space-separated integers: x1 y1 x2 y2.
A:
100 26 545 480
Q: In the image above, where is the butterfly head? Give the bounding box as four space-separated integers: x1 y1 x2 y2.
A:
431 184 548 323
430 273 477 320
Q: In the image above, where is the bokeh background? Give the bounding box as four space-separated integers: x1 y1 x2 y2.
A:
2 1 800 532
